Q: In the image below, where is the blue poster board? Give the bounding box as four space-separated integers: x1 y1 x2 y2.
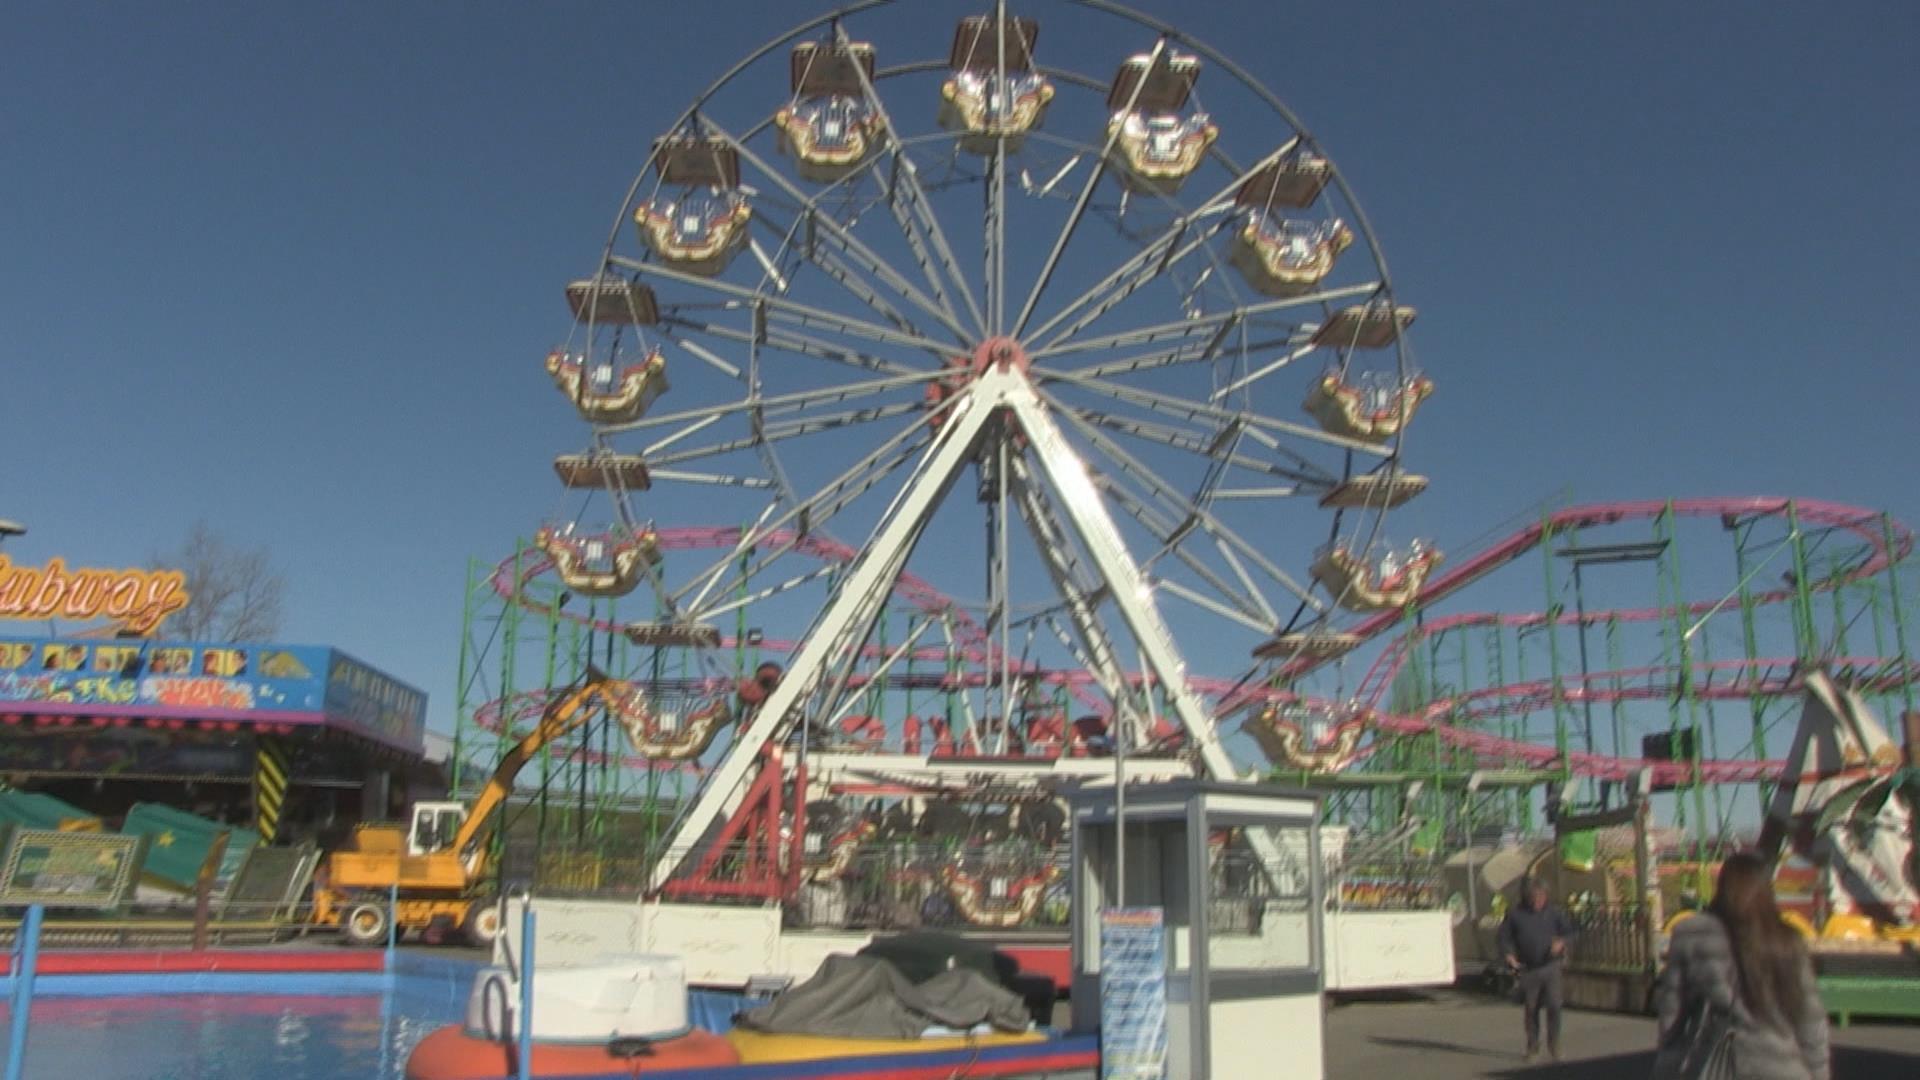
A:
0 636 424 755
1100 906 1169 1080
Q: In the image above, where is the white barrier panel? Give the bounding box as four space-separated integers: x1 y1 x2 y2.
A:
498 897 646 969
1325 909 1455 991
641 902 782 987
498 898 875 989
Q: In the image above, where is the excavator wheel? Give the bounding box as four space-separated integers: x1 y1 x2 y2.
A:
463 901 504 948
342 899 391 948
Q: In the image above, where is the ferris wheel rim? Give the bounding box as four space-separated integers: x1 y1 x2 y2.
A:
545 0 1438 796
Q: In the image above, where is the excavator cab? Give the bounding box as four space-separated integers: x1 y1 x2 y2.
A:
408 801 467 857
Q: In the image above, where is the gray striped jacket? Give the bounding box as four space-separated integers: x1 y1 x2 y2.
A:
1654 914 1830 1080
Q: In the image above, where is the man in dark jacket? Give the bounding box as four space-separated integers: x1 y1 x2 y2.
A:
1496 877 1577 1062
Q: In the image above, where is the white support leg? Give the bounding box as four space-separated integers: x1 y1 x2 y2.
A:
645 375 1001 894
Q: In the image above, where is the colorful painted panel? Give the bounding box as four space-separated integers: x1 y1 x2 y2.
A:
0 636 329 715
0 827 146 908
323 650 427 753
0 637 424 755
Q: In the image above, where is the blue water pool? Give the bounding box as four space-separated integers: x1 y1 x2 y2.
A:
0 956 474 1080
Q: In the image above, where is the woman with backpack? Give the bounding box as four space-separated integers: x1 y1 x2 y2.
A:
1654 852 1831 1080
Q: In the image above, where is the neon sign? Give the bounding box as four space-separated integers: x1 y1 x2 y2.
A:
0 557 190 635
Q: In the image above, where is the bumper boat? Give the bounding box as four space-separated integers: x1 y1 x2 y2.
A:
405 935 1097 1080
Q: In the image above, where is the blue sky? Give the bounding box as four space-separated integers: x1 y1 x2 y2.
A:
3 0 1916 745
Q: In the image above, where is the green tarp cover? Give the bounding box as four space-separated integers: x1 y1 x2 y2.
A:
1559 829 1599 873
120 802 258 891
0 790 101 831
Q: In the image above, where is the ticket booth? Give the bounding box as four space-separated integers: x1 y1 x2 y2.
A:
1069 780 1325 1080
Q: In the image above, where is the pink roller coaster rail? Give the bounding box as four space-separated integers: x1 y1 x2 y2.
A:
477 499 1914 788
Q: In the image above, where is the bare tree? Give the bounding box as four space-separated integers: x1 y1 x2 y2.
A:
151 521 286 641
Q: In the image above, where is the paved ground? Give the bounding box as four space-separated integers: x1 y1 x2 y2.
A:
1325 990 1920 1080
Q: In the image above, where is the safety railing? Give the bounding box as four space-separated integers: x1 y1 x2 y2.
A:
1564 901 1654 975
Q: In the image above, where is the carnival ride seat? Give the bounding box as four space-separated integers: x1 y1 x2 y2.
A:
939 16 1050 153
534 522 663 598
636 187 752 277
800 799 877 886
776 42 884 183
1303 369 1433 443
545 347 670 425
941 69 1054 154
615 685 736 760
1105 52 1213 194
1246 704 1367 772
1106 109 1216 195
1310 539 1442 612
1229 212 1352 296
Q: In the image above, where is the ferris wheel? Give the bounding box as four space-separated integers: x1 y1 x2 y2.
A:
536 0 1435 894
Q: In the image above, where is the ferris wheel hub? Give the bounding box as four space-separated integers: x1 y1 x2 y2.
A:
972 335 1030 375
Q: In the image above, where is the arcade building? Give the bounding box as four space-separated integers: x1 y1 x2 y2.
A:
0 635 432 849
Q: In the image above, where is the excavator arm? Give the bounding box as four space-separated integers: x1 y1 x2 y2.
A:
452 669 637 877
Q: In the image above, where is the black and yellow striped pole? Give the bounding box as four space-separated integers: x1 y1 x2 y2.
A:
253 737 291 844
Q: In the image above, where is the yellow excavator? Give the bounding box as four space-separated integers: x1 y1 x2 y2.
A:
314 670 638 947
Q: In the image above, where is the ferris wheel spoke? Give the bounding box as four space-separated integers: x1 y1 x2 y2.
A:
1098 484 1290 626
1031 216 1233 352
1010 37 1169 339
645 469 778 489
1022 139 1298 350
647 401 925 469
1097 481 1283 626
1209 342 1321 401
1069 410 1323 487
1007 454 1134 708
598 369 938 436
1026 282 1381 361
702 121 974 346
672 415 936 612
833 23 988 339
1152 579 1275 635
985 137 1007 334
689 563 841 624
1041 386 1324 612
661 314 933 379
1043 367 1385 461
610 254 943 360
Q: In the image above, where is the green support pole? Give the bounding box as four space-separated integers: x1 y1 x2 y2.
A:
1786 503 1818 660
1606 617 1627 766
1540 514 1571 784
1693 611 1729 832
1656 505 1711 885
736 540 751 681
1867 581 1894 721
1881 513 1915 716
452 556 478 797
1512 625 1533 834
1829 555 1851 657
1730 519 1771 805
539 578 560 842
491 541 524 875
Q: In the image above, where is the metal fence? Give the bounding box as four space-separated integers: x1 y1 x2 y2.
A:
1564 902 1652 975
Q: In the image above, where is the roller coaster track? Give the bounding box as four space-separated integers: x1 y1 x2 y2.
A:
1242 497 1916 786
474 498 1915 788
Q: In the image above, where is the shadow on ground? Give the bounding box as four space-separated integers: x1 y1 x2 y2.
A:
1473 1047 1918 1079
